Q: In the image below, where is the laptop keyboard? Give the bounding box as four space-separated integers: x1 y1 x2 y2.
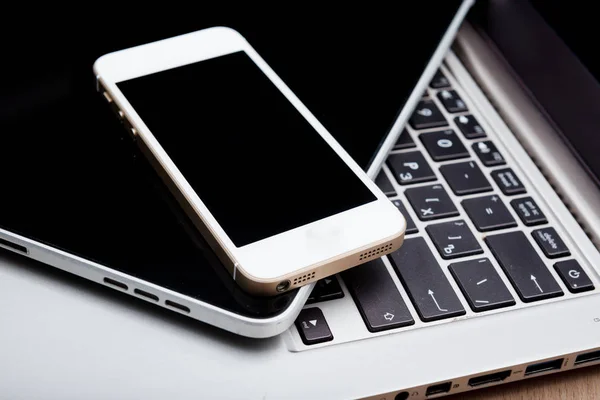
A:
290 67 599 348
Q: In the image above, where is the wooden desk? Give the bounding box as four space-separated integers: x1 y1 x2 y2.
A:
452 365 600 399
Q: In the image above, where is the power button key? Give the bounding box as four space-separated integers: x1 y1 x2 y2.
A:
554 260 594 293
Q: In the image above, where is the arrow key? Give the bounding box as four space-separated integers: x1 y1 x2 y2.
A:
307 276 344 304
295 308 333 345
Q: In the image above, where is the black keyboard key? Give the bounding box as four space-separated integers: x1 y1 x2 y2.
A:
472 141 505 166
420 129 469 161
391 199 418 234
462 195 517 232
449 258 516 312
430 70 451 89
386 151 436 185
532 228 570 258
440 161 493 195
409 99 448 130
375 170 396 197
389 237 465 322
405 184 459 221
491 168 526 195
426 220 483 259
342 259 414 332
394 129 416 150
510 197 547 226
437 89 468 113
486 231 563 302
295 308 333 345
554 260 595 293
307 276 344 304
454 114 486 139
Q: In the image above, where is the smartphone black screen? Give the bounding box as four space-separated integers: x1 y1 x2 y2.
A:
117 50 376 247
0 4 463 318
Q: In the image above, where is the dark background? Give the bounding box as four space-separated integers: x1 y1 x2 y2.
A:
0 4 462 316
469 0 600 189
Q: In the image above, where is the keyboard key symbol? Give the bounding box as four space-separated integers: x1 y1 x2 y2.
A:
437 138 453 148
485 207 494 215
403 162 420 170
531 275 544 293
399 172 413 181
477 142 491 154
421 208 434 216
443 244 455 254
302 319 318 329
417 108 433 117
428 289 448 312
383 312 395 321
569 270 581 279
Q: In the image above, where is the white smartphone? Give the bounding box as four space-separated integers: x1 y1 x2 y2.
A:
93 27 406 296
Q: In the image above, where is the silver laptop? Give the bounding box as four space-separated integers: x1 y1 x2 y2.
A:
3 1 600 399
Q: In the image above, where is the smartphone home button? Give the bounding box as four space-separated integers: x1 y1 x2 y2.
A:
306 225 343 246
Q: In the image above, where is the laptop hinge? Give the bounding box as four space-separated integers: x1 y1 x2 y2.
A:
451 22 600 250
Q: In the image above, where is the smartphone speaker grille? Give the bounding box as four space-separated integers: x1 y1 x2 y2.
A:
292 271 316 286
358 243 393 262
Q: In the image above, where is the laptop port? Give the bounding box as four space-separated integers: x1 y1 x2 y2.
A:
394 392 409 400
426 382 451 397
524 358 563 376
575 350 600 366
468 370 511 387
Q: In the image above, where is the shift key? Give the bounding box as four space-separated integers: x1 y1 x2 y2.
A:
486 231 563 302
389 237 465 322
342 258 414 332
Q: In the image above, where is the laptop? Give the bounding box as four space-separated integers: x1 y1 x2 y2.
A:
2 1 600 399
